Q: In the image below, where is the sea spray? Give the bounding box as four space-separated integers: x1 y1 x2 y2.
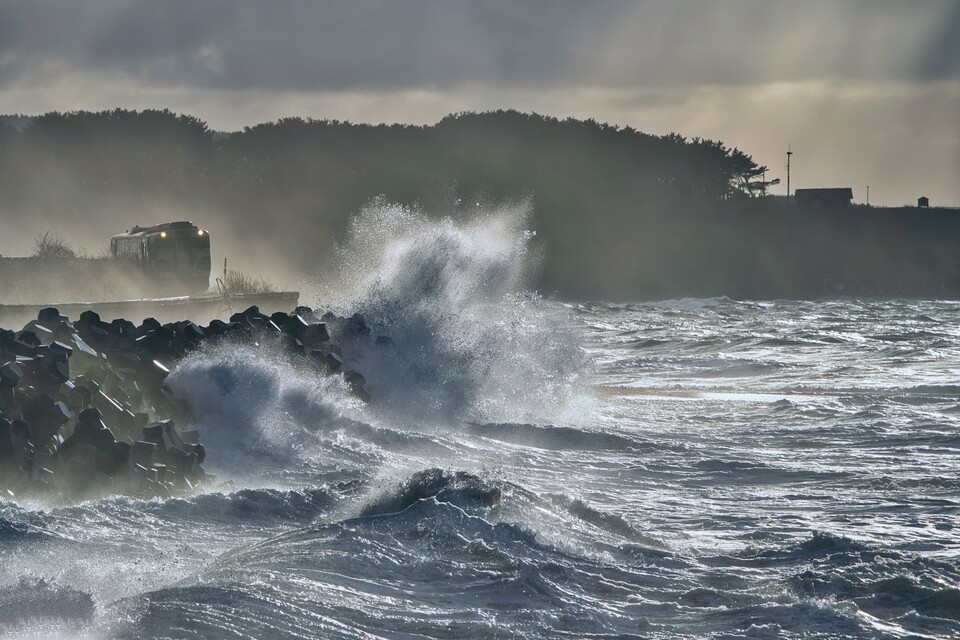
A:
166 342 364 479
316 199 586 424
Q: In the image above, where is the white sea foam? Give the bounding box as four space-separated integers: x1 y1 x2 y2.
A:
166 342 363 476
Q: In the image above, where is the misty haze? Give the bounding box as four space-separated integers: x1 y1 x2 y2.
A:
1 2 959 639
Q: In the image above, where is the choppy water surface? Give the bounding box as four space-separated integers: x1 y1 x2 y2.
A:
2 208 959 639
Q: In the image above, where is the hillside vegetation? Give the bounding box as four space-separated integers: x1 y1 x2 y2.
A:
0 109 956 300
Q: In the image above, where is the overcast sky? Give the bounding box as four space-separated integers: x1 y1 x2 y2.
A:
1 0 957 206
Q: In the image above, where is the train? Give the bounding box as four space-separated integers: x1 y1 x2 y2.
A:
110 221 211 295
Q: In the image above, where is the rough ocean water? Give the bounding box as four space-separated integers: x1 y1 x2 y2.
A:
2 204 959 639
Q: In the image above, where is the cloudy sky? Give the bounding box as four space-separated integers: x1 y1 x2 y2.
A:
1 0 957 206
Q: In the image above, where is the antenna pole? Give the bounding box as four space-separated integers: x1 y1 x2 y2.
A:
786 146 793 198
866 185 869 207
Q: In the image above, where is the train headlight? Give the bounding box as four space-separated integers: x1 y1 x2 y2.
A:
160 231 167 238
198 229 204 236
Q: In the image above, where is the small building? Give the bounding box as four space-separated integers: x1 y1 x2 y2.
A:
918 196 929 208
794 188 854 209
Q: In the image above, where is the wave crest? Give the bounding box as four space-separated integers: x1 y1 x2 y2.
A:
318 199 585 423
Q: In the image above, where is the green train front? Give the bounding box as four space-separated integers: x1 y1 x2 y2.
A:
110 221 211 295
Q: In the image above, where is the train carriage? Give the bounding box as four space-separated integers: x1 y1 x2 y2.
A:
110 221 211 295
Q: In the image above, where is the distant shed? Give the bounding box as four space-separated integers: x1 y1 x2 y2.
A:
918 196 929 207
795 188 854 209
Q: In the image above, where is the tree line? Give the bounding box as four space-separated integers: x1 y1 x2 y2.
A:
1 108 954 300
0 108 772 298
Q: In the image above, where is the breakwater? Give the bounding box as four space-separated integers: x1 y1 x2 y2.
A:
0 305 371 501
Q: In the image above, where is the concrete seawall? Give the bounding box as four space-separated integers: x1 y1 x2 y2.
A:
0 257 153 304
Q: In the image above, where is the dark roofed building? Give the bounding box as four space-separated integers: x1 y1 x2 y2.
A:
918 196 929 207
794 188 854 209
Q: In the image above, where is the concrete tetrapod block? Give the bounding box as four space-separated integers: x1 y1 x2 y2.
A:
49 341 74 359
48 359 70 384
300 323 331 348
22 323 55 343
294 306 318 322
0 362 23 388
130 440 157 469
69 333 98 357
22 393 69 449
37 308 66 327
324 352 343 375
17 331 43 349
344 370 372 403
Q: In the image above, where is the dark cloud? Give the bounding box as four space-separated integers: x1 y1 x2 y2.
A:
0 0 956 93
90 2 226 60
917 0 960 80
0 1 617 90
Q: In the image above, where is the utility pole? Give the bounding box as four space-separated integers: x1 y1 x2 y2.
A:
786 146 793 198
866 185 870 207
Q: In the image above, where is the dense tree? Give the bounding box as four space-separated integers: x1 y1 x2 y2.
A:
13 107 953 300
